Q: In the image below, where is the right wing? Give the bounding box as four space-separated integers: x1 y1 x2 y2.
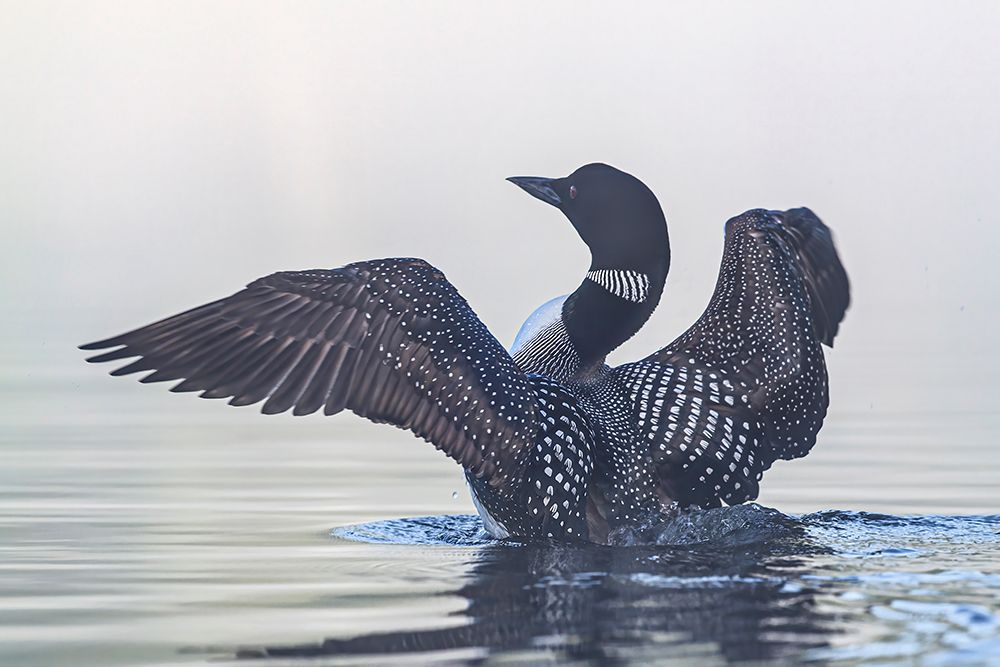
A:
80 258 538 482
616 208 850 507
644 208 849 461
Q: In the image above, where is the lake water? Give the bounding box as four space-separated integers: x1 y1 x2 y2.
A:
2 330 998 666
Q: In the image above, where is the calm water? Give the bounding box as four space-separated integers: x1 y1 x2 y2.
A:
2 332 999 667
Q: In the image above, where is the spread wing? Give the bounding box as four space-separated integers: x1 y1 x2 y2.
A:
81 258 538 481
618 208 850 507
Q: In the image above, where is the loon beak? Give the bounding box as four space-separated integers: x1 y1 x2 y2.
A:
506 176 562 207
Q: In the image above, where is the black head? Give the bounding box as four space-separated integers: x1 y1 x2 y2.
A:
507 163 669 274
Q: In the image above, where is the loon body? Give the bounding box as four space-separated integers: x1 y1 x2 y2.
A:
81 163 849 544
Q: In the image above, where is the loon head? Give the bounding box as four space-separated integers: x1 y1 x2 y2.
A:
507 164 672 374
507 163 669 276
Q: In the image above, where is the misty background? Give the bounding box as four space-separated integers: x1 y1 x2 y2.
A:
2 2 998 512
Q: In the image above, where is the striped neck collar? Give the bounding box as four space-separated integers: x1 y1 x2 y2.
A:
586 269 651 303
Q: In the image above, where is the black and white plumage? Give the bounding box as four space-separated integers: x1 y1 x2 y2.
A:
81 163 849 544
586 269 651 303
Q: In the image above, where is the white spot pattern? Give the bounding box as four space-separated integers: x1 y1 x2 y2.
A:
467 376 595 539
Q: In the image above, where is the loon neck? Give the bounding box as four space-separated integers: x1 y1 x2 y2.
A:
508 262 668 383
510 236 671 383
562 261 668 373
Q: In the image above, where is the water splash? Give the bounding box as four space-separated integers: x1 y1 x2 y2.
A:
335 503 806 549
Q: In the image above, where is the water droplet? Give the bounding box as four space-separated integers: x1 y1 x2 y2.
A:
451 491 459 500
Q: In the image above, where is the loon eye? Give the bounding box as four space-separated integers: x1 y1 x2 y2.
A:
569 185 577 199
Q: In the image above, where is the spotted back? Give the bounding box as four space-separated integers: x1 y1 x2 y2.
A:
466 376 596 540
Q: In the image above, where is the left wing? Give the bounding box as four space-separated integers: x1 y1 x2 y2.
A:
80 258 539 482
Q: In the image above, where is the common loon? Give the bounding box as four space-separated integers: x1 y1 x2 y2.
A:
81 163 850 544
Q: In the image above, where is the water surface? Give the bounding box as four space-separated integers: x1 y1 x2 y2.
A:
2 351 998 665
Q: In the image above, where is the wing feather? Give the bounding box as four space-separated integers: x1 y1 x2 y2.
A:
81 258 538 481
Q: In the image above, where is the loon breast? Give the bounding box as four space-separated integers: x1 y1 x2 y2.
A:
507 294 586 383
509 294 569 357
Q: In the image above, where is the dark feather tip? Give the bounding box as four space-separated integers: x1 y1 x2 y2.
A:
79 338 123 351
85 347 137 364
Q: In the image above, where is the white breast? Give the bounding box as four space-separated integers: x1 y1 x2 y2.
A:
509 294 569 356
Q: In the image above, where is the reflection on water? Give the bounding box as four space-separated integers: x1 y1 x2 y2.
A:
232 510 998 665
265 511 832 664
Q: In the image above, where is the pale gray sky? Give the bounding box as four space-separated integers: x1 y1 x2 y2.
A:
2 1 998 414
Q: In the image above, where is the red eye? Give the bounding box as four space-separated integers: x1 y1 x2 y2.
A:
569 185 577 199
